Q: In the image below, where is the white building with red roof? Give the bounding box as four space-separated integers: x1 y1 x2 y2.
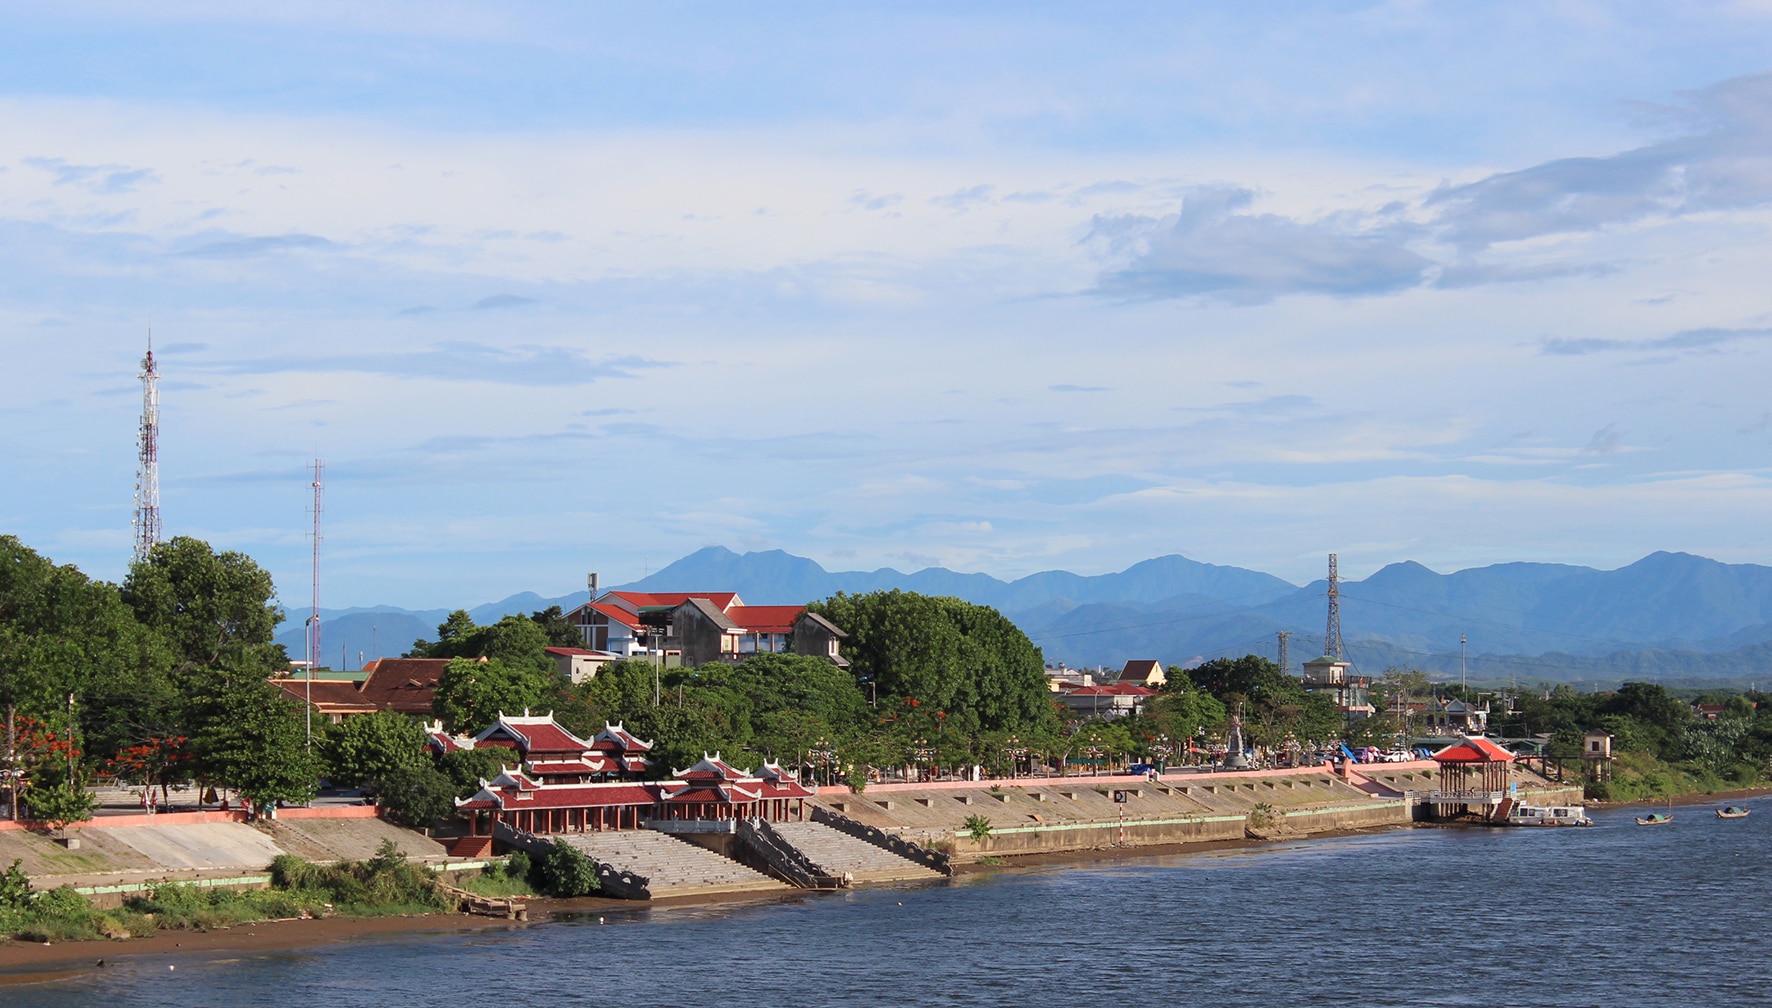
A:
566 590 848 668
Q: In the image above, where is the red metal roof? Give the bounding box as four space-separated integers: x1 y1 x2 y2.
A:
604 591 741 613
544 646 603 656
585 602 643 629
489 782 660 809
1065 683 1157 696
1432 737 1515 763
725 605 805 634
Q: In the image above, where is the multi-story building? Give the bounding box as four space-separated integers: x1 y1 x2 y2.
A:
566 590 848 668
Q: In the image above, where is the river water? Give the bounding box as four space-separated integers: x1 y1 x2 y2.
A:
12 799 1770 1007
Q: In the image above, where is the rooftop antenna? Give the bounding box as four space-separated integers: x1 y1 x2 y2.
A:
131 333 162 566
1325 553 1344 661
305 458 323 748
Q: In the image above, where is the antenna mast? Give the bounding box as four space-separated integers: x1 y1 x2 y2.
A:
1325 553 1344 661
1276 630 1290 675
306 459 323 747
131 335 162 565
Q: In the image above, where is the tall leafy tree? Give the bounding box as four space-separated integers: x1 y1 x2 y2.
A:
431 657 553 733
0 536 153 816
191 682 321 811
529 605 584 648
809 590 1053 734
323 711 431 788
121 536 285 682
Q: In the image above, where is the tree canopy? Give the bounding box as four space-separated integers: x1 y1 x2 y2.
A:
809 590 1054 735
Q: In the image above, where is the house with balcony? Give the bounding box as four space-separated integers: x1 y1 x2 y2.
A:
565 590 847 668
1300 655 1374 722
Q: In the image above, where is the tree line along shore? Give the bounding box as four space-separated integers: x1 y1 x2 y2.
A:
3 532 1770 945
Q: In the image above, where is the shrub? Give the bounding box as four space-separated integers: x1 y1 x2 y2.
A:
963 814 994 842
533 839 599 897
0 859 32 910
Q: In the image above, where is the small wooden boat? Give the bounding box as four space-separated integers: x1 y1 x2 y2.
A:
1717 806 1750 819
1635 812 1673 825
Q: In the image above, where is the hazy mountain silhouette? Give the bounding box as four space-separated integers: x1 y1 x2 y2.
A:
276 546 1772 684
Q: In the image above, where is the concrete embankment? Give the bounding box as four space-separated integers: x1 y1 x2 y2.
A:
0 806 480 907
811 767 1411 861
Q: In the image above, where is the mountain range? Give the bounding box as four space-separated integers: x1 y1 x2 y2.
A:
278 547 1772 688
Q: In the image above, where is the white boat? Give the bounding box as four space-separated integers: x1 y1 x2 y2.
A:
1507 803 1594 827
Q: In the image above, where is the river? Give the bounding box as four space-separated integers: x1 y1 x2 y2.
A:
11 799 1769 1007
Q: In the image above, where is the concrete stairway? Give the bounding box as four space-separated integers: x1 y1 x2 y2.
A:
769 821 945 883
560 830 789 898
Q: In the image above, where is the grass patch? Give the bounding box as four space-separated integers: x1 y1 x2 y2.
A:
0 839 455 944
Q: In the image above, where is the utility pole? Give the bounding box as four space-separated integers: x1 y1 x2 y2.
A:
306 459 323 749
1325 554 1344 661
1460 633 1467 696
132 334 162 566
1277 631 1291 675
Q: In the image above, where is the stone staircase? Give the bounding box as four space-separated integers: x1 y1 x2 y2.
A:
769 821 946 883
560 830 789 898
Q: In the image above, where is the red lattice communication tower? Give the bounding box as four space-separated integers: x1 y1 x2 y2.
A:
1325 553 1345 660
132 337 162 566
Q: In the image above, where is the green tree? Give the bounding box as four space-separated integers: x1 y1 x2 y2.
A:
809 590 1053 735
323 712 430 789
121 537 285 680
191 683 321 812
0 536 155 817
22 780 95 831
413 613 554 680
529 606 584 649
431 657 553 734
533 838 599 897
378 764 459 828
436 746 512 797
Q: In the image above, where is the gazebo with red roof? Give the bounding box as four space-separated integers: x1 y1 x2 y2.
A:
1426 735 1516 821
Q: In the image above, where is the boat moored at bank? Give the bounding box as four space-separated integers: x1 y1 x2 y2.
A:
1506 803 1594 827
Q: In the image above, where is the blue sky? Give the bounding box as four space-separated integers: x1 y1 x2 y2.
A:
4 2 1772 608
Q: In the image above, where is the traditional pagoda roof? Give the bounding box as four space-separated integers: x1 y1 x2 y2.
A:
660 782 764 804
459 780 662 811
486 766 541 791
473 711 596 758
527 756 620 777
591 721 654 753
1431 736 1515 763
423 720 477 754
752 759 796 783
672 752 750 781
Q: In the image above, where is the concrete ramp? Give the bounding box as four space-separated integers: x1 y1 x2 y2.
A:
561 830 789 898
106 823 286 871
769 821 944 883
263 818 448 863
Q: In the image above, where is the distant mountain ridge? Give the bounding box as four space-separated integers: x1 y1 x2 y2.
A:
276 546 1772 686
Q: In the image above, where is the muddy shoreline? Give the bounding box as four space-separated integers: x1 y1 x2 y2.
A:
5 790 1761 983
1587 785 1772 810
0 825 1418 982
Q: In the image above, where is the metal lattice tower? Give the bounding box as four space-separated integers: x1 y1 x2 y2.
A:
1276 630 1291 674
131 336 162 566
1325 553 1344 660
